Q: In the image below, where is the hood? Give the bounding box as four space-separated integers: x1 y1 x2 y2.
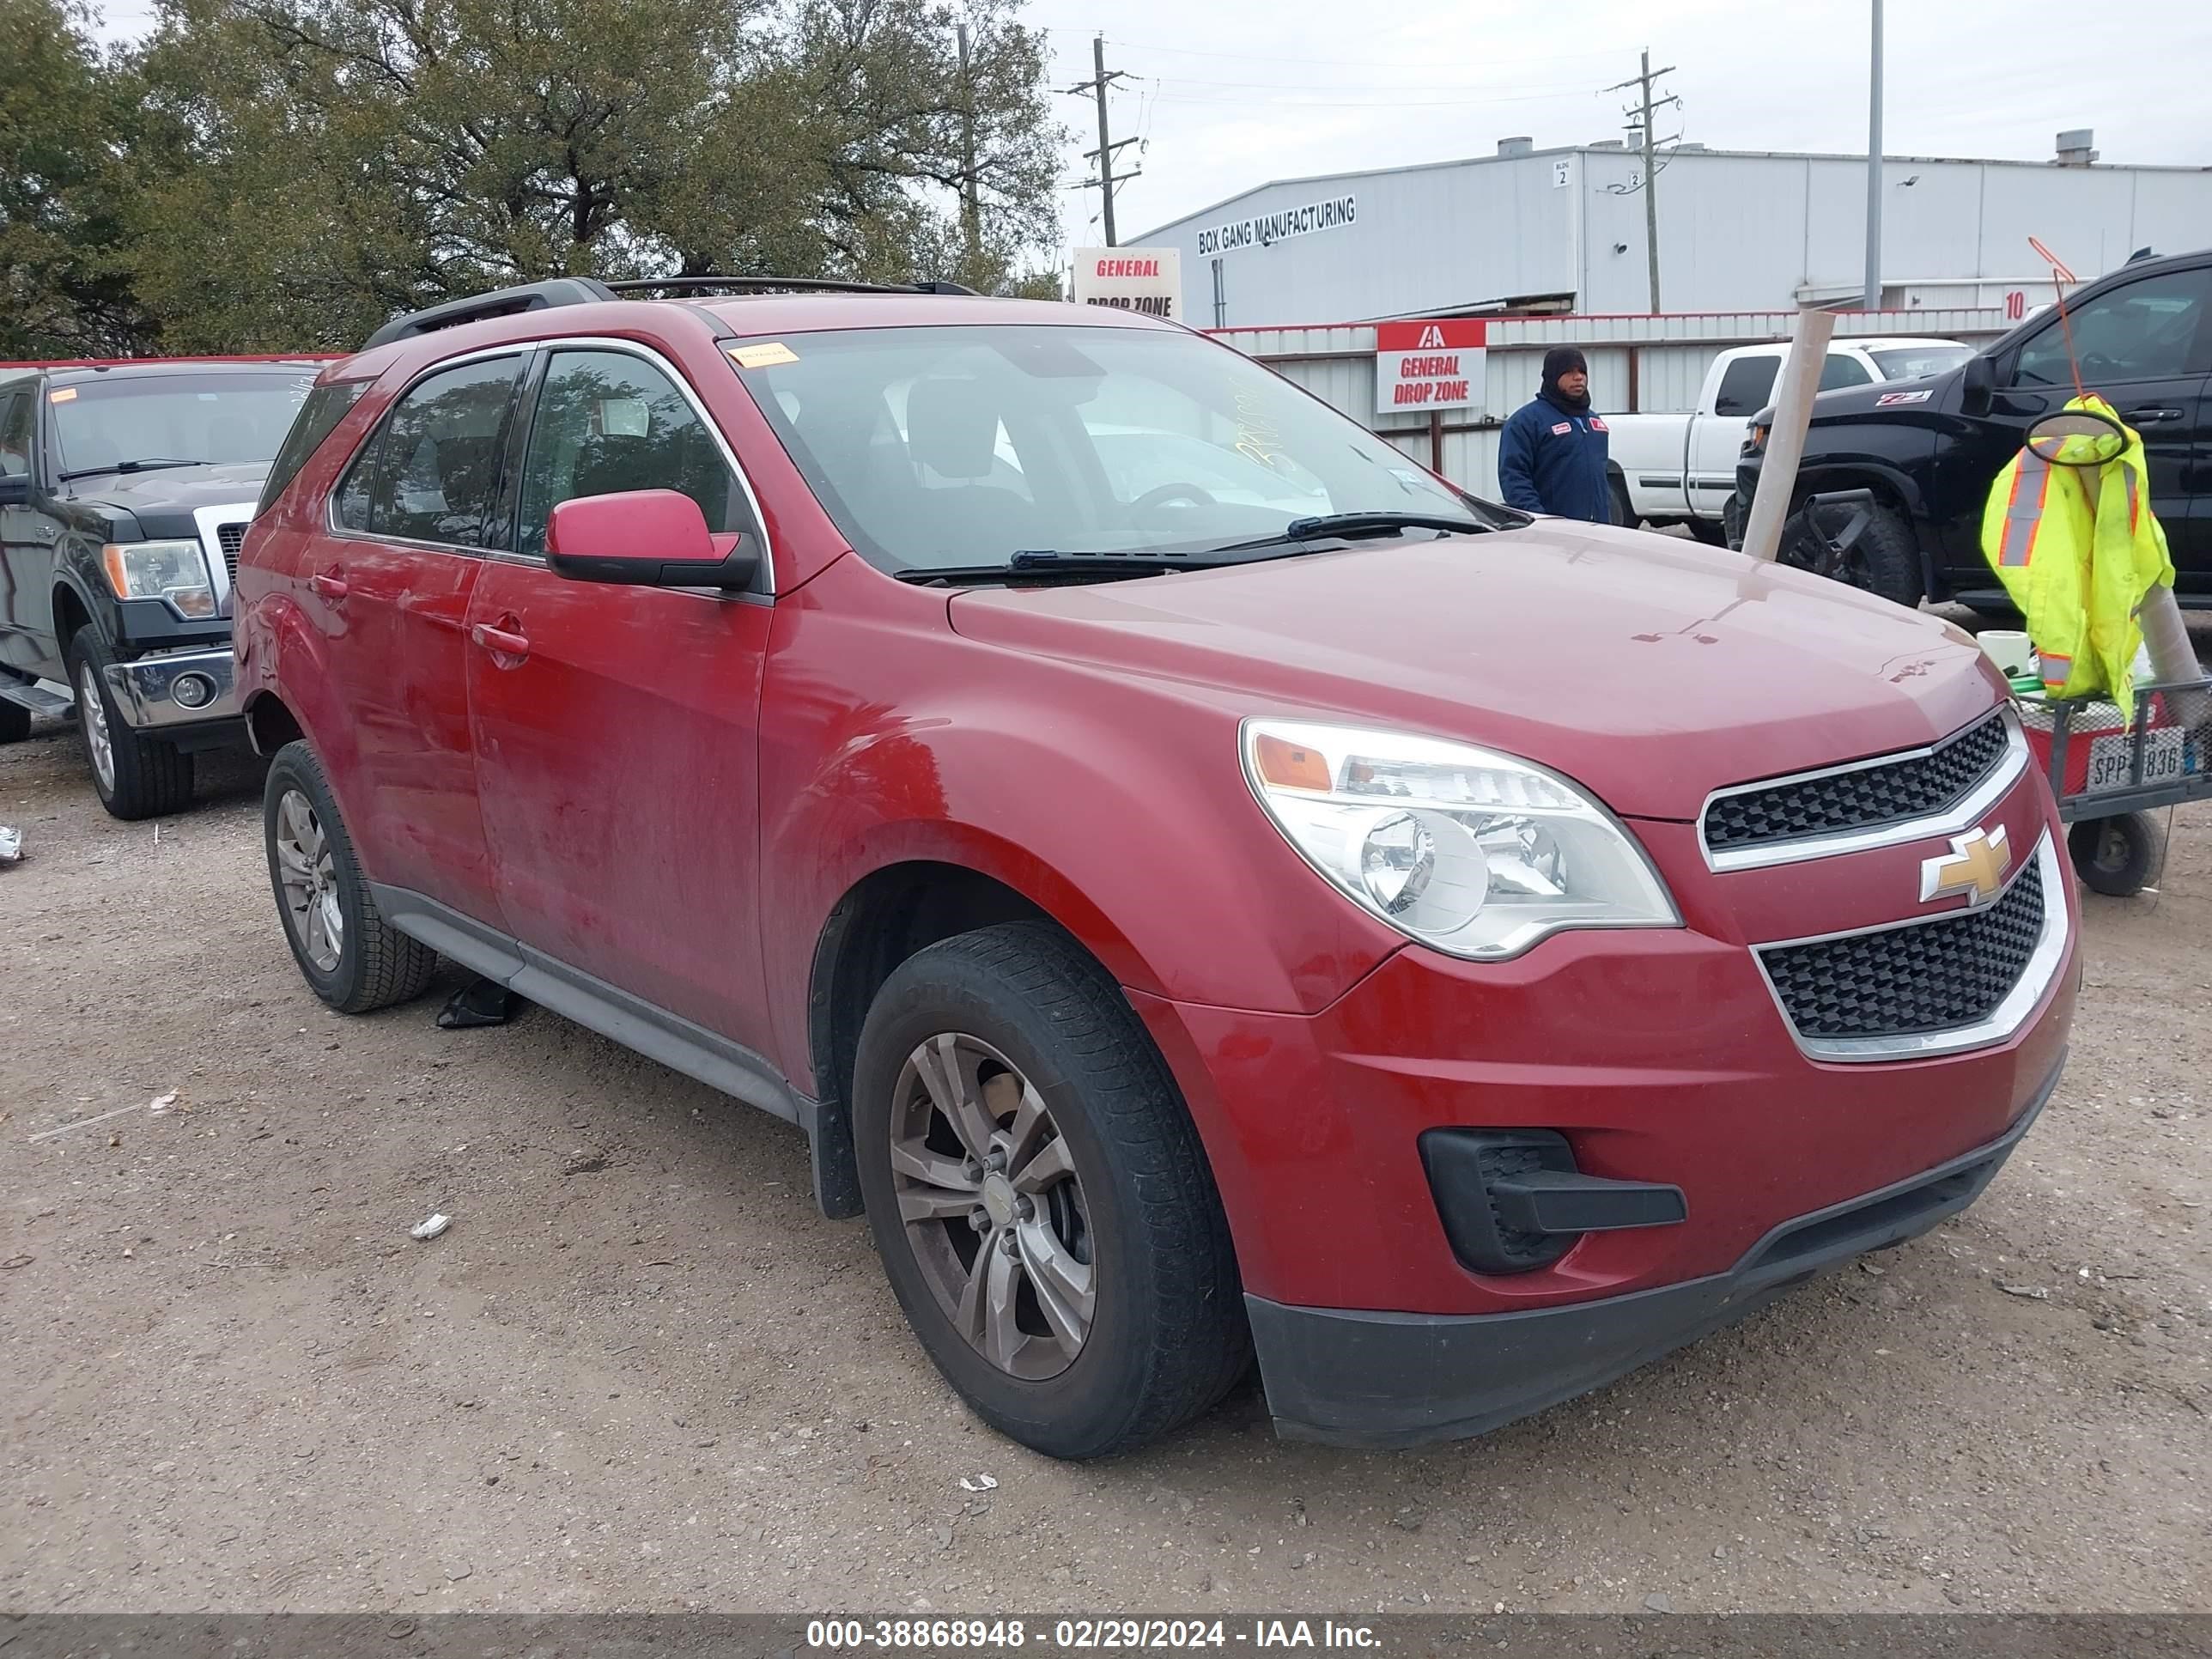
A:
945 521 2000 821
1753 361 1966 427
67 461 270 542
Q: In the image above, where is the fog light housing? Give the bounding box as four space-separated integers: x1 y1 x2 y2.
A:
171 672 216 709
1419 1128 1688 1276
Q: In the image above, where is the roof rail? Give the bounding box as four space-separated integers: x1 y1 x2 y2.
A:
603 276 979 298
359 277 618 351
357 271 984 353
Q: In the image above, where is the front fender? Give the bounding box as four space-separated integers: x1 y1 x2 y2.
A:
756 583 1407 1093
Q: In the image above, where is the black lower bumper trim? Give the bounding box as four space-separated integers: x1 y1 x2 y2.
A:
1249 1053 2063 1449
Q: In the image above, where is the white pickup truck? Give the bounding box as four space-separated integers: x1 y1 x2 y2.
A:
1605 336 1972 540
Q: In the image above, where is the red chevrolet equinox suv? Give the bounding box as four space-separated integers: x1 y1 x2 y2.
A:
235 276 2076 1457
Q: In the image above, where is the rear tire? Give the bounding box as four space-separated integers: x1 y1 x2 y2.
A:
1608 475 1636 528
852 921 1249 1459
2069 814 2157 898
262 738 437 1012
66 625 193 819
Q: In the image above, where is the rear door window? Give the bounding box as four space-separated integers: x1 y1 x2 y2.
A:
336 356 523 547
1712 356 1780 417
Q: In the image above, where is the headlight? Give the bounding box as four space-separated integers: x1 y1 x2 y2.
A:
101 540 216 618
1242 720 1678 960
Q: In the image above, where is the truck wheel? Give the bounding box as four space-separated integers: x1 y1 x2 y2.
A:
66 625 193 820
1686 519 1728 546
0 700 29 744
262 738 437 1012
2069 815 2157 897
1782 501 1923 609
1608 476 1636 528
852 921 1250 1459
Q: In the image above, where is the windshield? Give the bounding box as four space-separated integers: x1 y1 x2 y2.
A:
1866 345 1974 382
50 371 317 478
728 324 1498 573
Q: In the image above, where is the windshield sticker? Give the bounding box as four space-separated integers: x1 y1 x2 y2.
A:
727 342 799 368
1875 389 1934 406
48 387 78 403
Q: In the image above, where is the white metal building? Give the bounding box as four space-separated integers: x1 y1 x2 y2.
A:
1141 134 2212 328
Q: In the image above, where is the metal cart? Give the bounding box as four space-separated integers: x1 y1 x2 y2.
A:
2020 678 2212 896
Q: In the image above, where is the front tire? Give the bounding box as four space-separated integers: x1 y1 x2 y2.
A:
1781 500 1923 608
66 626 193 819
262 739 436 1012
0 698 29 744
852 922 1249 1459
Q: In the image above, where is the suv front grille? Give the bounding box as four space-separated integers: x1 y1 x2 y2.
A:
1758 854 2045 1042
1705 712 2010 856
216 522 247 581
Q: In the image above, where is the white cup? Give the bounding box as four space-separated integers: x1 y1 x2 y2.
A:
1977 630 2034 678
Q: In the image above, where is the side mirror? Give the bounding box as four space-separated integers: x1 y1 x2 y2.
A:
2026 409 2127 467
1960 353 1995 416
545 489 758 590
0 473 30 507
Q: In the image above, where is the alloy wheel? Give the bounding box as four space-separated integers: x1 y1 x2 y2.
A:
273 787 343 972
887 1032 1097 1381
76 663 114 794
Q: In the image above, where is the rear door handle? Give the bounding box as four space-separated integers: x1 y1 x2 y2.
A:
470 622 531 660
310 569 349 599
2125 406 2184 424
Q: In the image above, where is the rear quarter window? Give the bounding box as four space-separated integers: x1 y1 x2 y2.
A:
257 380 369 516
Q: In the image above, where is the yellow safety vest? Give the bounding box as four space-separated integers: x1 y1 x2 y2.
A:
1981 393 2172 720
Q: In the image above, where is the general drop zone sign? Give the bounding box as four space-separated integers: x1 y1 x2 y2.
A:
1375 320 1488 416
1072 248 1182 321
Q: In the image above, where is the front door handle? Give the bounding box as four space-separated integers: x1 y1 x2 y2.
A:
470 621 531 661
2126 406 2184 424
310 568 349 600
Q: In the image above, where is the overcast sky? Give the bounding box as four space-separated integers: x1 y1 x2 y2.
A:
1023 0 2212 254
90 0 2212 268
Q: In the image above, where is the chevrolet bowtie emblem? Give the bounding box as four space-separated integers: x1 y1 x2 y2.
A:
1920 824 2012 908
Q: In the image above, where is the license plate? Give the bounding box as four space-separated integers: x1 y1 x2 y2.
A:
2085 726 2183 793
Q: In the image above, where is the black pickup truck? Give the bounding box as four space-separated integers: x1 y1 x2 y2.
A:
1734 246 2212 611
0 358 325 816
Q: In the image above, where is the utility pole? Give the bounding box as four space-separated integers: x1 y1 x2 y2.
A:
1863 0 1884 308
1064 33 1139 246
1607 50 1679 312
956 22 981 271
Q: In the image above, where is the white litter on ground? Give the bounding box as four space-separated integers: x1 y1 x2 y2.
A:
410 1214 452 1241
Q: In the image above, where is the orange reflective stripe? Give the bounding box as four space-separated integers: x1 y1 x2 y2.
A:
1998 450 2051 567
2124 466 2141 534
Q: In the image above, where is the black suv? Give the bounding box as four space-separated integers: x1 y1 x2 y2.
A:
1735 247 2212 611
0 358 325 816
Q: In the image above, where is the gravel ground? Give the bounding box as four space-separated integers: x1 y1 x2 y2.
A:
2 698 2207 1617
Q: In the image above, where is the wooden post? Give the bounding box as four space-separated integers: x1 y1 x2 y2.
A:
1430 410 1445 475
1739 306 1838 563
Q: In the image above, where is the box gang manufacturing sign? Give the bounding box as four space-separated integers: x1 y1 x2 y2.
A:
1195 194 1358 256
1072 249 1182 322
1375 320 1487 416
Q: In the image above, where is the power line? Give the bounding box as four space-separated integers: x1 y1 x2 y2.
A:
1061 33 1140 247
1051 36 1620 71
1606 49 1680 311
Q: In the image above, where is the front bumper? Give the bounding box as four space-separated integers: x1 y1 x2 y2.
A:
100 646 241 733
1249 1054 2059 1448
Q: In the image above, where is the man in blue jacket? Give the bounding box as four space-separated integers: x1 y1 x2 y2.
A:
1497 347 1611 521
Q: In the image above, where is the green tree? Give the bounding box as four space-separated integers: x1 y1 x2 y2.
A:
125 0 1066 349
0 0 155 356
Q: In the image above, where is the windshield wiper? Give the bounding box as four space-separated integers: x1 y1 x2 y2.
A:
1288 510 1488 540
58 457 204 481
895 549 1249 585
